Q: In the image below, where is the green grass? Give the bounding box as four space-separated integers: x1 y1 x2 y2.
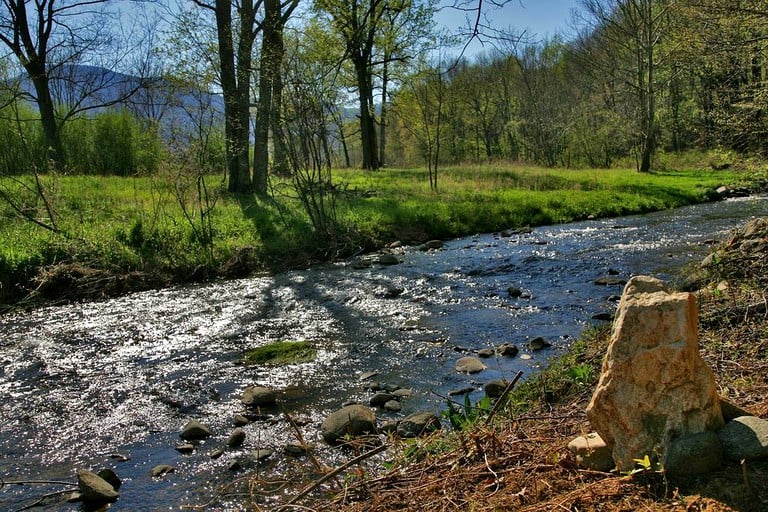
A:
243 341 316 365
0 160 747 305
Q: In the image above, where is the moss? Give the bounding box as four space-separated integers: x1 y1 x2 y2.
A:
243 341 316 365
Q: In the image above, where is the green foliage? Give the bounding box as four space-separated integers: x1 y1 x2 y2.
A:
243 341 316 365
0 102 164 176
442 394 493 430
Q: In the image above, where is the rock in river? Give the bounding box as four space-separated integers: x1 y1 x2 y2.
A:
455 356 486 374
77 469 119 504
321 404 377 445
180 419 211 441
241 385 277 407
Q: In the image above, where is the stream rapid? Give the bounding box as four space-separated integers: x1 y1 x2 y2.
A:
2 196 767 511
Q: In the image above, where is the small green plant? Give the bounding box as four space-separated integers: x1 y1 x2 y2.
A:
442 394 493 430
243 340 316 365
568 363 595 386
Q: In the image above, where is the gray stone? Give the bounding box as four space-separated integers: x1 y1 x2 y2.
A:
180 419 211 441
77 469 119 503
567 433 614 472
528 337 551 351
476 348 495 358
718 416 768 461
484 379 510 399
665 431 722 475
378 253 400 265
380 420 399 433
151 465 175 477
227 427 246 447
285 443 310 456
397 411 441 438
254 448 274 462
392 388 413 398
370 392 397 407
384 400 402 412
455 356 486 374
422 240 444 250
241 385 277 407
496 343 519 357
233 414 251 426
321 404 377 445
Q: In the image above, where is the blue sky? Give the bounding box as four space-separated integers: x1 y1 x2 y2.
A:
435 0 580 56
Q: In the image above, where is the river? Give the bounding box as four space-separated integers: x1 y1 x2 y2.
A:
1 196 767 511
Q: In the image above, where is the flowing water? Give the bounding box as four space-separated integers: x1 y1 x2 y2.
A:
1 196 767 511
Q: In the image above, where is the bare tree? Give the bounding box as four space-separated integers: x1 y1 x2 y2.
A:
0 0 146 169
577 0 679 172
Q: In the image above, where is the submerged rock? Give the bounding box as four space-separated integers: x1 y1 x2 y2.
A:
227 427 246 448
528 337 551 351
151 464 175 477
496 343 519 357
241 385 277 407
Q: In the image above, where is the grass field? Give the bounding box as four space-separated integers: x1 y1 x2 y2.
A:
0 162 749 305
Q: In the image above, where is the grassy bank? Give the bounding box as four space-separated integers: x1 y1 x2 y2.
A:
0 161 752 307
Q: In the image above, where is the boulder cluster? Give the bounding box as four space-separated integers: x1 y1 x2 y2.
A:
569 275 768 474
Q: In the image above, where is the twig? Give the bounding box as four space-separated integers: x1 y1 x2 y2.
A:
13 489 74 512
278 443 388 511
484 370 523 425
1 479 77 487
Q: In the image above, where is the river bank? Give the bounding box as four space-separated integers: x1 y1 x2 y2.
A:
307 218 768 511
2 163 762 312
1 196 766 511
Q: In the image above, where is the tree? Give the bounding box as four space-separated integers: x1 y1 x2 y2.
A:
314 0 434 171
252 0 299 193
578 0 679 172
190 0 262 193
0 0 145 169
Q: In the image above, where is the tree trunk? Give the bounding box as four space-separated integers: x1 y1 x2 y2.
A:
215 0 251 193
355 61 379 171
378 58 389 168
28 68 65 168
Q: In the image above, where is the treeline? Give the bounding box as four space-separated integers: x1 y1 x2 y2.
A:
385 1 768 171
1 1 767 182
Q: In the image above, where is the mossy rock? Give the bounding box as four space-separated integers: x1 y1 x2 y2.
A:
243 341 316 365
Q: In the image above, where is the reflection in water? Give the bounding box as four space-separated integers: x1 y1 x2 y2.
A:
1 196 767 510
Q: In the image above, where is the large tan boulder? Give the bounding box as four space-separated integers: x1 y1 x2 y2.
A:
586 276 724 471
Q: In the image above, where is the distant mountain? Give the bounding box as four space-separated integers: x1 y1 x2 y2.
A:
18 64 225 135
